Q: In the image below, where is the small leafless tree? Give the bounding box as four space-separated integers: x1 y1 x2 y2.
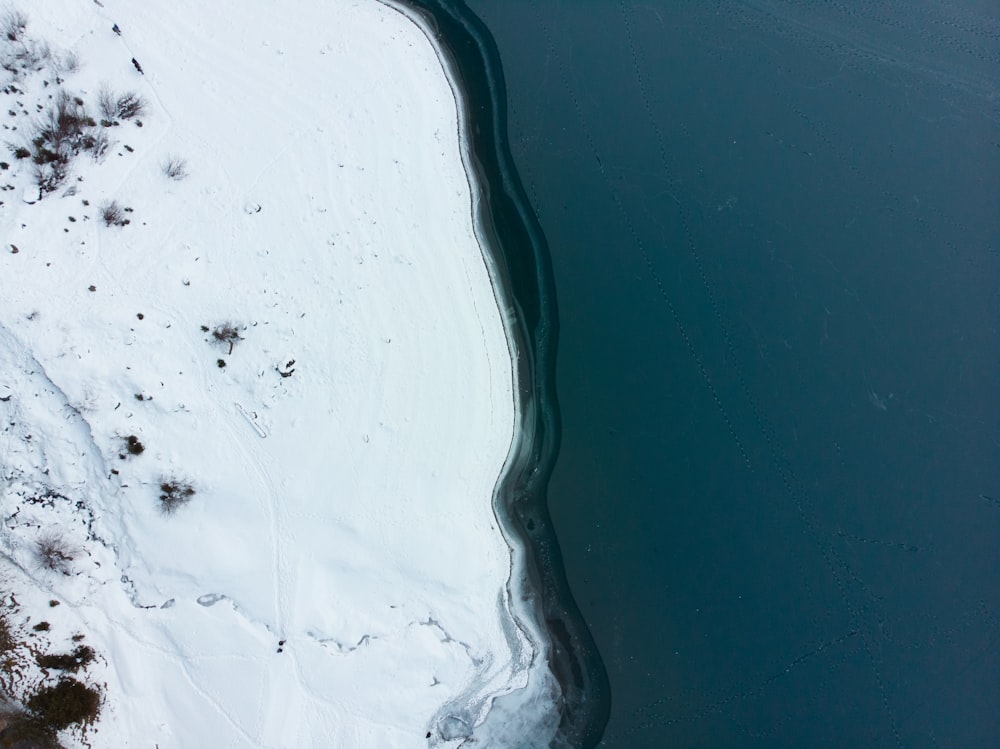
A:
212 322 243 354
36 533 76 575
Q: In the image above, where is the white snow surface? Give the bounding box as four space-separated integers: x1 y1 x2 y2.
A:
0 1 541 746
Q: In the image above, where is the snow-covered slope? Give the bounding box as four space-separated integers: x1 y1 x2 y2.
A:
0 1 533 746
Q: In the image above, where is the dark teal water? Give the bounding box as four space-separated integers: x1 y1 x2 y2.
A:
463 1 1000 746
416 0 1000 746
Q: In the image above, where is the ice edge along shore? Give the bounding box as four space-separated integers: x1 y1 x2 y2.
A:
382 0 564 744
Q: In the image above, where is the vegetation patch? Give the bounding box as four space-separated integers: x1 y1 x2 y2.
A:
27 91 104 194
0 709 61 749
0 616 14 658
26 677 100 731
0 9 51 81
1 600 100 747
158 479 195 515
35 645 94 674
2 19 152 197
124 434 144 456
97 85 146 123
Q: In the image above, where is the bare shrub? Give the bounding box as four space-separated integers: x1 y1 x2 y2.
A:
38 91 93 152
211 322 243 354
114 91 145 120
2 37 49 76
29 37 50 66
99 200 128 227
32 157 69 195
161 154 187 180
88 126 110 161
1 8 27 42
97 84 116 121
158 479 195 515
35 533 76 575
95 85 146 122
56 49 79 74
26 90 100 193
0 11 51 81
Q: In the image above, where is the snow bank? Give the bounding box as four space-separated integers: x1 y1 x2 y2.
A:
0 0 537 745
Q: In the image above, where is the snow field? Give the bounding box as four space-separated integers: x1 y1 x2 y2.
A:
0 0 529 746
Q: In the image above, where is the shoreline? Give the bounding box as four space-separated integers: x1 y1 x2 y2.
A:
378 1 554 741
387 1 610 744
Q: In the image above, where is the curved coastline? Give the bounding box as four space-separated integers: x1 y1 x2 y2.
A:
385 0 610 745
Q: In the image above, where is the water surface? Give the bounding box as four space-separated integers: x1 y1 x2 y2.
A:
465 1 1000 746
